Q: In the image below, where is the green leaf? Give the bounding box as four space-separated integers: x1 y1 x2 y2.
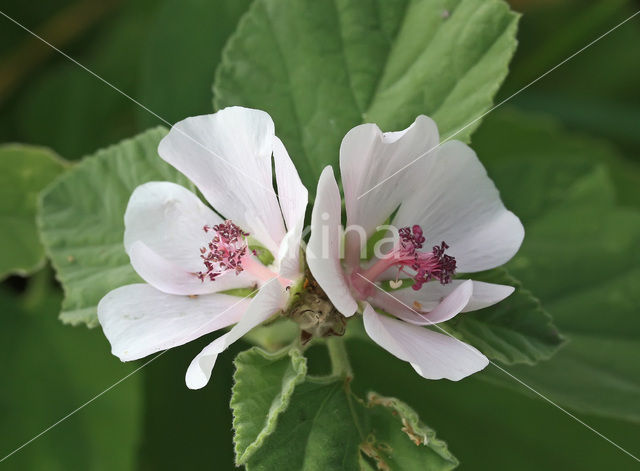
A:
473 110 640 422
343 337 640 471
137 0 252 128
446 268 564 365
214 0 519 189
501 174 640 421
38 127 194 327
232 347 307 465
360 393 458 471
232 346 457 470
472 108 640 212
0 275 142 470
0 144 66 279
245 378 362 470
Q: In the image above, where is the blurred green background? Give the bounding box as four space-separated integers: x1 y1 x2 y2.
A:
1 0 639 469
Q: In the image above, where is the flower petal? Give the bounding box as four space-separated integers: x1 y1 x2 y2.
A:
129 241 257 295
185 279 286 389
370 280 473 325
124 181 221 273
340 116 439 266
362 303 489 381
370 280 514 321
98 284 249 361
307 167 358 317
394 140 524 272
158 107 286 253
273 136 307 279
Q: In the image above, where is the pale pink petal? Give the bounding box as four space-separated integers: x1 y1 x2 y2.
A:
185 279 287 389
394 140 524 272
129 241 258 296
460 281 514 312
157 107 286 253
363 303 489 381
98 284 249 361
306 167 358 317
124 182 222 273
371 280 514 319
273 136 307 279
370 280 473 325
340 116 439 267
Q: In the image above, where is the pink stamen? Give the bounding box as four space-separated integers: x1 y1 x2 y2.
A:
196 220 250 282
411 241 456 290
196 220 291 288
354 225 456 296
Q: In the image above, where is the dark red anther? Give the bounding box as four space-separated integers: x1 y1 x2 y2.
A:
397 226 456 289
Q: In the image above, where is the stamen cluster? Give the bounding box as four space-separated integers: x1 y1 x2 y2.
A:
412 241 457 289
196 221 250 282
397 225 456 290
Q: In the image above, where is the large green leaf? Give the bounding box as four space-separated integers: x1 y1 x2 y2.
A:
232 346 457 470
342 337 640 471
245 378 362 470
0 275 142 470
38 127 193 327
0 144 66 279
472 108 640 210
137 0 251 128
446 268 564 365
214 0 519 188
501 171 640 422
473 110 640 422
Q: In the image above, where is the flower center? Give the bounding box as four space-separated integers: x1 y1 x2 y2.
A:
196 220 251 282
399 225 456 289
353 224 456 296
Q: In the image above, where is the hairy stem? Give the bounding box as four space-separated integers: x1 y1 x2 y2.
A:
326 337 352 379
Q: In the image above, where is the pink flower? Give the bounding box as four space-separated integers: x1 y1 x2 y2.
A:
307 116 524 380
98 107 307 389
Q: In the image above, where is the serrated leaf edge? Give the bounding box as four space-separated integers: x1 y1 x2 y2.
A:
232 346 308 465
362 392 459 470
449 268 566 365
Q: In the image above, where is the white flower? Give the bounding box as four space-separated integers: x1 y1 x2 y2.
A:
307 116 524 381
98 107 307 389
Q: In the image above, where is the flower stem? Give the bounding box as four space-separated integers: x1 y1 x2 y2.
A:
326 337 352 379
